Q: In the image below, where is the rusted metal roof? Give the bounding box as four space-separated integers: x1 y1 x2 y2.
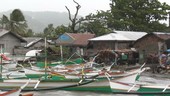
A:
56 32 95 46
67 33 95 46
153 32 170 40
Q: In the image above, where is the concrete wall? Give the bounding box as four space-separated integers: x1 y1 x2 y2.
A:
0 33 22 54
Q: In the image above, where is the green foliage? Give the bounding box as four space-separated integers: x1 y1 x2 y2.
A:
80 12 111 36
0 9 31 36
0 15 10 29
109 0 170 32
55 25 71 36
79 0 170 34
26 29 34 37
42 24 71 39
10 9 28 35
34 32 44 37
43 24 55 38
10 9 26 22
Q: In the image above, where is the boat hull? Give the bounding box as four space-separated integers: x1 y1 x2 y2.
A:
0 78 112 92
110 83 170 95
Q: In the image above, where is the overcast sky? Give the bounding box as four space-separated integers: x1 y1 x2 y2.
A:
0 0 110 16
0 0 169 16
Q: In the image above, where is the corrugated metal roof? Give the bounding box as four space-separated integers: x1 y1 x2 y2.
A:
89 31 147 41
0 29 8 36
67 33 95 46
24 37 43 48
56 32 95 46
153 32 170 40
0 29 26 42
114 31 147 40
24 37 42 43
89 33 132 41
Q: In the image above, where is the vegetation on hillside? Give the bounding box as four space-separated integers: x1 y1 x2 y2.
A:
0 0 170 38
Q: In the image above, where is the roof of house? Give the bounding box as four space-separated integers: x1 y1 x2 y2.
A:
153 32 170 40
56 32 95 46
67 33 95 46
0 29 26 42
134 32 170 45
114 31 147 41
89 31 147 41
89 33 132 41
24 37 43 48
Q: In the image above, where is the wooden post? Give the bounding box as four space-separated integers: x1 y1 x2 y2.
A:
45 37 47 80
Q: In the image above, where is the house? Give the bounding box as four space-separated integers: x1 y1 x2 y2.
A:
0 29 26 55
24 37 57 55
133 32 170 63
24 37 47 49
87 31 147 64
55 32 95 56
14 37 58 61
13 37 45 55
88 31 147 51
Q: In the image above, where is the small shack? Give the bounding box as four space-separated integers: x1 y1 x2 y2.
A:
55 32 95 58
133 32 170 64
88 31 147 55
0 29 26 55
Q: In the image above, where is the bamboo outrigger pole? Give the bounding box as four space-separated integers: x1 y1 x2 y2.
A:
0 46 2 81
45 37 47 80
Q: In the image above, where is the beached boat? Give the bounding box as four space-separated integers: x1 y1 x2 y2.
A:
0 89 21 96
0 79 32 96
107 73 170 95
0 49 145 93
109 83 170 95
0 74 99 92
0 65 145 93
2 60 18 70
105 67 145 93
0 89 33 96
2 70 26 79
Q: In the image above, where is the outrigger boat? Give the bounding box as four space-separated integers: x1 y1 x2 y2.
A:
0 79 33 96
0 48 146 93
107 71 170 95
0 63 145 93
0 74 99 92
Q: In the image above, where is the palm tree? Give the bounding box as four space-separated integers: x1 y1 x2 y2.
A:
0 9 28 36
10 9 28 36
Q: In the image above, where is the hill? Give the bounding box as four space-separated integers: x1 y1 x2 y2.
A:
0 10 81 33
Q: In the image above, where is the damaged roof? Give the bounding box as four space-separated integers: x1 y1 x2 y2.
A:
24 37 43 48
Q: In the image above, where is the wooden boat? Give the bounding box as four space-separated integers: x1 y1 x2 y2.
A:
0 74 99 92
105 68 143 92
0 89 33 96
2 70 26 79
50 61 145 80
137 84 170 95
109 83 170 95
2 61 18 70
0 79 31 96
0 65 144 93
21 92 34 96
107 74 170 95
0 54 145 93
0 89 21 96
